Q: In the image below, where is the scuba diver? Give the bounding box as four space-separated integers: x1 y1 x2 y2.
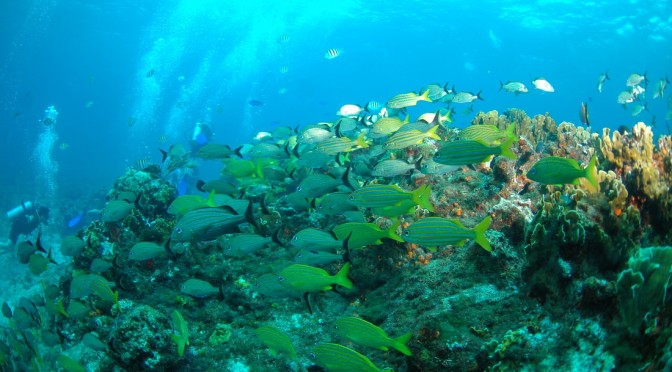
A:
0 201 50 250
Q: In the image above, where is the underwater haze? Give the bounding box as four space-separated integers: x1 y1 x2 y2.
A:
0 0 671 371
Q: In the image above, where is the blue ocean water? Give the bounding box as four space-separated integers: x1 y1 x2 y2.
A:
1 0 670 201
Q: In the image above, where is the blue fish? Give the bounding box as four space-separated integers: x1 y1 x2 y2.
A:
67 212 84 228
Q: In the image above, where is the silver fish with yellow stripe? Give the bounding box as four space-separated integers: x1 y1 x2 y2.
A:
334 316 412 355
310 343 387 372
254 326 297 359
384 125 440 150
402 215 492 252
433 137 516 166
332 221 404 249
279 263 352 292
386 90 431 109
349 184 434 212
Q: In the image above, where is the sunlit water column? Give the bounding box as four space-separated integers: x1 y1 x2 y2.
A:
33 105 59 210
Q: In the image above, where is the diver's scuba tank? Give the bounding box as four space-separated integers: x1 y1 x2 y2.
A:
6 201 34 220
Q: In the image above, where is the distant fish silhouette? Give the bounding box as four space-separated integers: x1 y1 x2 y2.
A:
146 69 155 78
248 99 264 107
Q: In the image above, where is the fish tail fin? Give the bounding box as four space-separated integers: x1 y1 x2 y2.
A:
476 90 484 101
393 332 413 356
402 114 410 124
426 125 441 140
334 262 353 289
473 216 492 252
171 334 187 357
504 123 518 140
245 201 262 233
499 137 517 160
412 184 434 212
355 132 370 149
205 190 216 207
387 219 405 242
420 89 431 102
584 154 599 192
113 290 121 314
499 81 504 91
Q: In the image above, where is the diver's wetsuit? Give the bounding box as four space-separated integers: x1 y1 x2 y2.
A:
8 206 49 244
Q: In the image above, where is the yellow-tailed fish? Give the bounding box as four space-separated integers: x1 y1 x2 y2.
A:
459 124 516 145
369 115 409 137
297 149 337 169
180 278 221 298
332 221 404 249
60 235 86 257
403 216 492 252
128 241 168 261
433 137 516 166
167 190 217 217
89 276 120 311
371 199 418 217
527 155 599 191
194 143 233 159
334 316 412 355
310 343 388 372
254 326 297 359
315 133 369 155
384 125 440 150
70 274 110 298
386 89 431 109
349 184 433 212
279 263 352 292
290 228 343 252
222 158 260 178
170 310 189 357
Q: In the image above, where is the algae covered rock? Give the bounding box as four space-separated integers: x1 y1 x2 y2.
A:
109 305 177 370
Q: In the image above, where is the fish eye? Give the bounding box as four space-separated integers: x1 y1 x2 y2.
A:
277 276 284 282
175 228 183 234
349 195 355 201
403 230 409 237
292 235 298 241
309 352 316 359
529 168 537 175
226 245 232 251
296 186 302 192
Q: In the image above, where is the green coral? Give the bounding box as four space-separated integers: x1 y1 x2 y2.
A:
616 246 672 334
